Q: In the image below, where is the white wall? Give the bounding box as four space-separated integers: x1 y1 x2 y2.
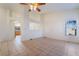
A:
0 6 11 42
43 9 79 42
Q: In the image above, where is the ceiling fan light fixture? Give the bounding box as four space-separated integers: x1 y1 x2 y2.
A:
34 5 37 11
20 3 46 12
29 3 39 12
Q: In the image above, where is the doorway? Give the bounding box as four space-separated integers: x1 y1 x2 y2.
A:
15 25 21 36
14 21 21 41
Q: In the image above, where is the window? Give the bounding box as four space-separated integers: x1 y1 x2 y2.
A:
29 22 41 30
29 12 41 30
65 20 77 36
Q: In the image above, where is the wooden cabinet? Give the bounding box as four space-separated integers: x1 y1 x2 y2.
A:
15 31 21 35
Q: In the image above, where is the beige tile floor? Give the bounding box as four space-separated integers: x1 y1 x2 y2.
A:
0 36 79 56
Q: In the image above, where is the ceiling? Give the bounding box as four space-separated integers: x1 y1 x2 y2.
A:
1 3 79 13
40 3 79 13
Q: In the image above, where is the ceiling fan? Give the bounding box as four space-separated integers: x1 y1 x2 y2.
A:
20 3 46 12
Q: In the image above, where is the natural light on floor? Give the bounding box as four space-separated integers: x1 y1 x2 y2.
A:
15 36 21 44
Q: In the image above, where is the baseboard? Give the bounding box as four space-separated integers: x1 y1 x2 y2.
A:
44 36 79 44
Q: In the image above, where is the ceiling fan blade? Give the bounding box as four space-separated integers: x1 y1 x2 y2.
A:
20 3 46 6
20 3 28 5
36 8 41 12
38 3 46 5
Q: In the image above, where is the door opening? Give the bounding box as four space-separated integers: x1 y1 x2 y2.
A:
14 21 21 39
15 25 21 36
